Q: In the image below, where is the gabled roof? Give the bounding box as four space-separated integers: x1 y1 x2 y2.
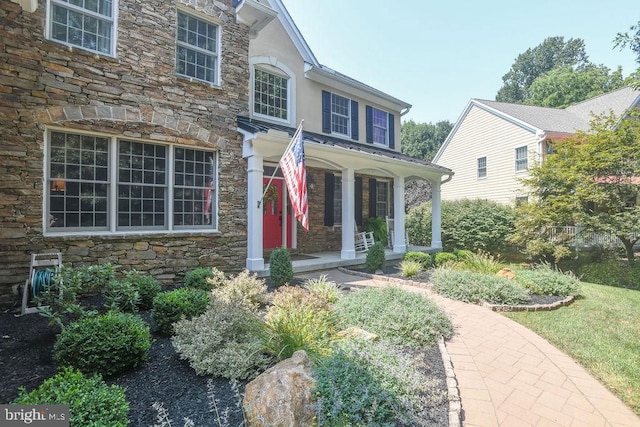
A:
238 116 451 173
264 0 411 112
433 87 640 163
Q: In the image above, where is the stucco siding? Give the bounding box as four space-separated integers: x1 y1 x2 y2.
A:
437 106 539 205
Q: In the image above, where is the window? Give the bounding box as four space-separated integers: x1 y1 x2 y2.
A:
333 175 342 224
376 181 389 217
515 196 528 206
254 68 288 120
372 107 389 145
515 146 528 172
47 130 217 233
477 156 487 178
48 0 115 55
331 93 351 136
176 11 219 84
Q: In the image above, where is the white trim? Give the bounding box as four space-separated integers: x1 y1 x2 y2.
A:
330 92 352 138
514 145 528 173
45 0 118 58
477 156 487 179
175 7 221 86
249 56 296 125
370 106 390 146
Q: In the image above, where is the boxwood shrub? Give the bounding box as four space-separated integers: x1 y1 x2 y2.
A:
121 270 162 310
13 368 129 427
365 242 386 273
403 251 432 269
54 311 151 377
152 288 209 336
269 248 293 287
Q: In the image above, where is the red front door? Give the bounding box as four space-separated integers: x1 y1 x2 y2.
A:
263 179 284 249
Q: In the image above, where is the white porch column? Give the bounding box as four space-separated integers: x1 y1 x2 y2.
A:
246 155 265 270
393 176 406 253
431 180 443 249
341 168 356 259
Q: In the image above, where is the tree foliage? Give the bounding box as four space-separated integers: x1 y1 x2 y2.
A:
496 36 589 103
514 112 640 262
526 65 626 108
615 20 640 88
401 119 453 161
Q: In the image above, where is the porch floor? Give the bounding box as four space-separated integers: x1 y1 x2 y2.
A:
254 245 437 277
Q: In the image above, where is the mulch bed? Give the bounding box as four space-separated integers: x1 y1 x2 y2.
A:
0 275 450 427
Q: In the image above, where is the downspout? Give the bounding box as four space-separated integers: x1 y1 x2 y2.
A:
441 172 453 184
400 106 412 117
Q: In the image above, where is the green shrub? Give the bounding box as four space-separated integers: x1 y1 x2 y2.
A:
54 311 151 377
211 270 268 309
314 340 446 427
121 270 162 310
103 279 140 313
578 260 640 290
406 199 515 253
172 298 273 380
451 251 504 274
334 286 452 346
399 259 423 278
13 368 129 427
434 252 457 266
269 248 293 287
363 216 388 245
453 249 474 260
432 268 530 305
303 274 342 304
184 267 227 291
514 263 580 296
152 288 209 336
403 251 432 269
365 242 386 272
264 286 339 360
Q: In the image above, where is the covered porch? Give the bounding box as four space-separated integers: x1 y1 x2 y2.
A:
238 117 452 273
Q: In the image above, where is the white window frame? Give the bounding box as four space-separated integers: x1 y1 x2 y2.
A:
175 9 220 86
371 107 389 146
44 128 219 236
46 0 118 57
376 180 390 217
477 156 487 179
515 146 528 172
253 67 289 122
331 93 351 137
333 174 342 226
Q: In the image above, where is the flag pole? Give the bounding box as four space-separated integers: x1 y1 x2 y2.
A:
258 120 304 208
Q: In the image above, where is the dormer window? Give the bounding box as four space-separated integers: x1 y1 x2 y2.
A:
48 0 116 56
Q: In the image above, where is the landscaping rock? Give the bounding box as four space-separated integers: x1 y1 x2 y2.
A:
336 326 379 342
243 350 317 427
497 268 516 280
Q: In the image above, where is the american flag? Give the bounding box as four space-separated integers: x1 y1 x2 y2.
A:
279 124 309 231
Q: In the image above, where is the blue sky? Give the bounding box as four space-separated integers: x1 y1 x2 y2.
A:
281 1 639 124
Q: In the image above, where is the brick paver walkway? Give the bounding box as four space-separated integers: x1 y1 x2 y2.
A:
298 269 640 427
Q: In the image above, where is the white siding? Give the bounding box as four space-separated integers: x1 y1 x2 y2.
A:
437 106 539 205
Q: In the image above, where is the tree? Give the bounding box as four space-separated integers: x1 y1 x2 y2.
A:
615 20 640 88
401 119 453 161
401 119 453 211
496 36 589 103
526 65 625 108
515 112 640 263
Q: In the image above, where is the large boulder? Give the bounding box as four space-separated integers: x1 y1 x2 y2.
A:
243 350 317 427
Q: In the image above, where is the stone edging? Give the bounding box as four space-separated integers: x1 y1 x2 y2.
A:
482 295 574 312
337 267 462 427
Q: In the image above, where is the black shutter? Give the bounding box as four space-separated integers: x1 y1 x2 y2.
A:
351 100 359 140
365 106 373 143
355 177 363 226
368 178 377 218
324 173 334 226
322 91 331 134
388 113 395 149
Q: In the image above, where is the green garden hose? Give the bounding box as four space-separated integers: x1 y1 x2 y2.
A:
31 269 54 299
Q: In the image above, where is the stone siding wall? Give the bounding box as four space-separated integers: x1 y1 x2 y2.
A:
0 0 250 306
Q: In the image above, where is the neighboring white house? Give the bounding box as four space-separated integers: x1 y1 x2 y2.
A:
433 87 640 205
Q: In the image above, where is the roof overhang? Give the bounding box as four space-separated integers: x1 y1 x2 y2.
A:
242 128 451 183
304 64 411 115
11 0 37 12
234 0 278 38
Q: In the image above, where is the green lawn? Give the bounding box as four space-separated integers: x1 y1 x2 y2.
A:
504 282 640 415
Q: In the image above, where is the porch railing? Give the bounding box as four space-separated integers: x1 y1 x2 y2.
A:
546 226 638 248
